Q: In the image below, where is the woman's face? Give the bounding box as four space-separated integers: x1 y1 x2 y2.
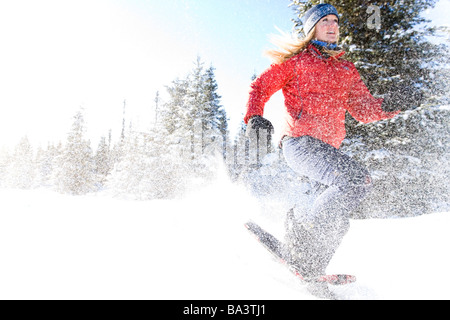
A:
314 14 339 43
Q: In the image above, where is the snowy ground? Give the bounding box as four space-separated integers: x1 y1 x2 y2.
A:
1 171 449 300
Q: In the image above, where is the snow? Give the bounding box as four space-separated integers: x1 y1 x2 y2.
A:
0 170 449 300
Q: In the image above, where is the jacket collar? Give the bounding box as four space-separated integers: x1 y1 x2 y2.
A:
308 43 345 61
310 40 339 50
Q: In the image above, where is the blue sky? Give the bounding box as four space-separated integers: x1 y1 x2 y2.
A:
0 0 447 148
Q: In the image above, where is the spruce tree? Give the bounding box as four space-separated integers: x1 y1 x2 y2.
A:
7 136 35 189
204 66 229 159
108 105 187 200
0 147 11 187
162 57 228 176
162 78 189 136
108 61 230 199
35 143 62 187
56 110 95 195
94 136 112 188
185 57 208 161
185 59 228 178
109 57 228 199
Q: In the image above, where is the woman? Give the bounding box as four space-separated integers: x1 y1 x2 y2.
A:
245 4 404 282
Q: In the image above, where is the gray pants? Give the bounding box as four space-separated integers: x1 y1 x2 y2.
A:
282 136 372 277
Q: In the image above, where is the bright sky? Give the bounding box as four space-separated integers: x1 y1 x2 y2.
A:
0 0 293 148
0 0 448 149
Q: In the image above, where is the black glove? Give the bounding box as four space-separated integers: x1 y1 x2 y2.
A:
246 116 274 137
381 83 424 112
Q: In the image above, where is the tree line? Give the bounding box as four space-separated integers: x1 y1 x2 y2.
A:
0 58 232 198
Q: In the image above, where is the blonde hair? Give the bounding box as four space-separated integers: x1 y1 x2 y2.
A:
264 27 343 64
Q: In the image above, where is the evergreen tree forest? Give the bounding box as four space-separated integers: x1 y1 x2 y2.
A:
0 58 231 200
0 1 448 218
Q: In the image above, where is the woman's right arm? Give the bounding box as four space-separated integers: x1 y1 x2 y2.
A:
244 57 297 123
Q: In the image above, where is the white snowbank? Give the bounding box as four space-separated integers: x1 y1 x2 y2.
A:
0 172 449 300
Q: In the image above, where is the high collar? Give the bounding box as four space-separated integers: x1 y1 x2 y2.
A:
310 40 339 51
308 43 345 61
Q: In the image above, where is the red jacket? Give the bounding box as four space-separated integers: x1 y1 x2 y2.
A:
245 44 399 149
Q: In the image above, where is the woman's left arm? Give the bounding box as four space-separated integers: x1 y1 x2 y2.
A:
346 66 400 123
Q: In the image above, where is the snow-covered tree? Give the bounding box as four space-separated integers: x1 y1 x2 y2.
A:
35 142 62 188
55 110 95 195
94 135 112 189
0 147 11 187
107 122 187 200
162 77 189 136
342 105 449 218
111 57 230 199
5 136 35 189
161 57 229 181
204 65 229 159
